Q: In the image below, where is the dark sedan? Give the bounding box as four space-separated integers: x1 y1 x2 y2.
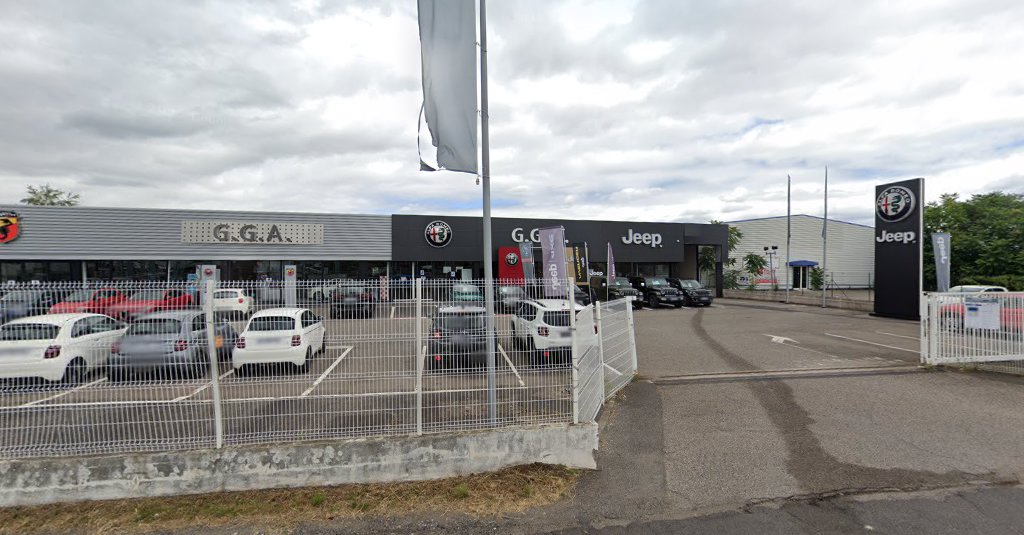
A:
108 310 237 381
0 289 60 323
426 305 486 370
667 278 714 306
330 285 375 318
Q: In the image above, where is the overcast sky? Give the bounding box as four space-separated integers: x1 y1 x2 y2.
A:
2 1 1022 226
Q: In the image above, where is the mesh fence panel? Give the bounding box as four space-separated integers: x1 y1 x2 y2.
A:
922 291 1024 376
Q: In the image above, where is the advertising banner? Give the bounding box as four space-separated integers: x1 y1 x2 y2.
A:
931 232 951 292
539 227 567 298
519 241 536 282
873 177 924 320
607 243 616 284
571 243 589 285
498 245 525 282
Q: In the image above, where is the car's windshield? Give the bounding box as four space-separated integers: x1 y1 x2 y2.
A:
543 311 571 327
64 290 94 301
130 290 166 301
499 287 524 295
338 286 366 296
213 291 238 299
248 316 296 331
647 278 669 286
610 279 632 288
0 291 39 303
0 323 59 341
452 284 481 294
677 280 703 289
436 313 485 331
127 319 181 336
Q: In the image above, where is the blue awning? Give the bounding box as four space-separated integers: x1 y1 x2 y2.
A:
788 260 818 267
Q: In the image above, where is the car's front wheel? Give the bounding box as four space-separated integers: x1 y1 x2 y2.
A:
648 295 658 309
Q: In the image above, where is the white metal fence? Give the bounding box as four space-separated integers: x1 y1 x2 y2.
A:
921 291 1024 375
0 279 637 458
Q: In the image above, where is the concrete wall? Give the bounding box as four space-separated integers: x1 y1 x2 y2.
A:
0 423 598 507
723 289 874 312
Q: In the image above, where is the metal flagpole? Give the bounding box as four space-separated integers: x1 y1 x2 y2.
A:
479 0 497 423
821 166 828 308
786 174 791 303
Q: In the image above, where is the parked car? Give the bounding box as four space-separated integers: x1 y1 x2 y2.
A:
211 288 253 319
495 285 527 312
947 285 1009 293
627 276 683 309
0 313 127 383
307 279 345 302
107 289 194 322
232 308 325 373
574 285 592 306
426 305 487 370
667 278 714 307
0 289 61 323
48 288 128 317
450 283 484 303
510 299 586 367
330 284 376 318
589 276 642 309
108 310 237 381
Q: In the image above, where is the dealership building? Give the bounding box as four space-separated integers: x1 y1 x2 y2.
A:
0 205 729 294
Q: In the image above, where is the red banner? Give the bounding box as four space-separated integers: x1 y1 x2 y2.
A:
498 246 524 282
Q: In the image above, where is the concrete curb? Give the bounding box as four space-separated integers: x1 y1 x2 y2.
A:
0 422 598 507
723 290 874 312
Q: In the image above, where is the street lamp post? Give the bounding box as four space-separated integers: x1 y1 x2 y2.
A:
763 245 779 290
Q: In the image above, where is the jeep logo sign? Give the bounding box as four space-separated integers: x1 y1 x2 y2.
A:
873 178 924 320
621 229 662 248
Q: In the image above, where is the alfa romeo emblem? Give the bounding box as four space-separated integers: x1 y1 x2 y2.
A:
424 220 452 248
876 186 916 223
505 252 519 266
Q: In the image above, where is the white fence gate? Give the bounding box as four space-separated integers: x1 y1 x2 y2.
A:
920 291 1024 375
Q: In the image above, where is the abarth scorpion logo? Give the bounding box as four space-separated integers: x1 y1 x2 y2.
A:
876 186 916 223
0 211 20 244
424 220 452 248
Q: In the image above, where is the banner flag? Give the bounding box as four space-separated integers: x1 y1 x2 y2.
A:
571 242 589 284
519 241 536 282
607 243 616 284
931 233 951 292
539 227 568 298
417 0 478 174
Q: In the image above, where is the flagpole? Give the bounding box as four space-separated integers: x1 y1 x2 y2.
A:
786 174 791 304
478 0 498 423
821 166 828 308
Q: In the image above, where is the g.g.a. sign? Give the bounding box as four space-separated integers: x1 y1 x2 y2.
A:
181 221 323 245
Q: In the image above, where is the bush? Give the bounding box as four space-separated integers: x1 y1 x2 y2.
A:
960 275 1024 291
724 269 742 290
810 267 824 290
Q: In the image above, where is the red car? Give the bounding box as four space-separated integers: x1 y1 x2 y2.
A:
107 289 194 321
939 301 1024 332
48 288 127 316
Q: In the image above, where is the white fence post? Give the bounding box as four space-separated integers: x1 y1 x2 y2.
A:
919 293 929 364
568 278 579 425
204 279 225 449
626 302 638 375
595 301 606 398
415 278 423 436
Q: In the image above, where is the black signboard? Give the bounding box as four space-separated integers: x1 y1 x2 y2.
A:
873 178 924 320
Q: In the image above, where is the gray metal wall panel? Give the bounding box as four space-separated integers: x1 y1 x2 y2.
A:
0 205 391 260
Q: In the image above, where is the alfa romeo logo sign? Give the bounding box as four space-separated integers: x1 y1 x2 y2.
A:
505 251 519 266
424 220 452 248
876 186 916 223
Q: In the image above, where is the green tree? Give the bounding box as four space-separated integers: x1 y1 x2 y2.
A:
809 267 824 290
699 221 743 284
923 192 1024 290
743 253 768 278
21 184 80 206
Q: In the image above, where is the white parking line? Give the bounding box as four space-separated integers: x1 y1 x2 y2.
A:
390 306 396 319
22 377 107 407
302 346 354 397
497 344 525 387
876 331 918 340
824 333 919 353
172 369 235 402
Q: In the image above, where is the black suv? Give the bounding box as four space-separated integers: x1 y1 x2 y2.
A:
627 276 683 309
589 276 642 309
666 278 714 307
426 305 487 370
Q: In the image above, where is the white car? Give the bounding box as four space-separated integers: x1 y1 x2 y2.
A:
212 289 253 318
510 299 590 366
232 308 325 372
0 313 127 382
306 280 344 302
947 285 1009 293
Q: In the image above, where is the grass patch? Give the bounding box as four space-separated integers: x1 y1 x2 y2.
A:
0 463 581 535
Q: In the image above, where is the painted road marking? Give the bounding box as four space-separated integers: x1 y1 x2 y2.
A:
824 333 919 353
497 344 525 387
302 346 354 397
173 369 235 402
390 306 396 319
22 377 107 407
763 333 799 344
876 331 918 340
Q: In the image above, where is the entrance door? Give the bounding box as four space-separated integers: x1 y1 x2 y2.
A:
793 267 808 289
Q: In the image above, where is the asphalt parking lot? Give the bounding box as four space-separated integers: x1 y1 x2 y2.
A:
0 300 573 456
